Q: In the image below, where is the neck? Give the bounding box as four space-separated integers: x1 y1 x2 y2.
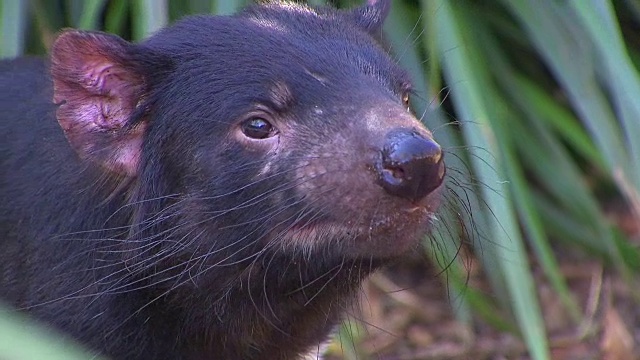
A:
159 254 383 359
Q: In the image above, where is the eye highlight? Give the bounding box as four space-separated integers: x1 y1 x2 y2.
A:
402 92 410 110
241 117 276 139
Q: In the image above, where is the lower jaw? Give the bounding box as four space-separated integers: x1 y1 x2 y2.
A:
277 220 430 260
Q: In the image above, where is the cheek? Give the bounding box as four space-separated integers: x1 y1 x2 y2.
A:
190 136 293 204
293 127 376 205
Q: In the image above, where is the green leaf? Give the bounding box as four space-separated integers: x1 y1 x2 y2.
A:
0 304 109 360
75 0 107 30
132 0 168 40
436 2 550 358
1 0 28 58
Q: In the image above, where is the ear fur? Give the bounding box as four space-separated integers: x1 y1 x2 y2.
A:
349 0 391 34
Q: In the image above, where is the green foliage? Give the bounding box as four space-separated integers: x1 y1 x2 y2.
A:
1 1 639 359
0 302 107 360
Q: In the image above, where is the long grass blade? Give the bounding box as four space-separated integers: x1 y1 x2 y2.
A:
1 0 28 58
436 2 550 358
571 0 640 216
132 0 168 40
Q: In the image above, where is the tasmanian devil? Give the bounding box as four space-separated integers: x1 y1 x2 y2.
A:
0 1 445 359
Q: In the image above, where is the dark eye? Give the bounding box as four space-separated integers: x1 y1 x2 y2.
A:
241 117 276 139
402 92 410 110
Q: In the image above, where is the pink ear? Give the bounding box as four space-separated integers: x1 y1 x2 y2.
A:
51 30 147 176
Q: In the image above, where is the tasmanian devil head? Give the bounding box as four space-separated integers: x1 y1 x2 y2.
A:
47 0 445 358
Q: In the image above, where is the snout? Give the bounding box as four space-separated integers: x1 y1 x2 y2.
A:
375 128 445 202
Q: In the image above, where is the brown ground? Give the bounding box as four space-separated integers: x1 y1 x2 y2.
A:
324 210 640 360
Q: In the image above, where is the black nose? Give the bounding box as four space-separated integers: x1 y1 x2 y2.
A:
377 129 445 202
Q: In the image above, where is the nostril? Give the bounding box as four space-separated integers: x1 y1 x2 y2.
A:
381 166 406 185
377 130 445 202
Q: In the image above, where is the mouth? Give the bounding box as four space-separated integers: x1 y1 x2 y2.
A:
278 186 442 259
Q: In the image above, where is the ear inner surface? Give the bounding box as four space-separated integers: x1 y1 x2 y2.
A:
51 30 148 176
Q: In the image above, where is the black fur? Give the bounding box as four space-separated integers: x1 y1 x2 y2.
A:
0 2 442 359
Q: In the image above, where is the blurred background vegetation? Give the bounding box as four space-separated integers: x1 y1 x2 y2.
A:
1 0 640 359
